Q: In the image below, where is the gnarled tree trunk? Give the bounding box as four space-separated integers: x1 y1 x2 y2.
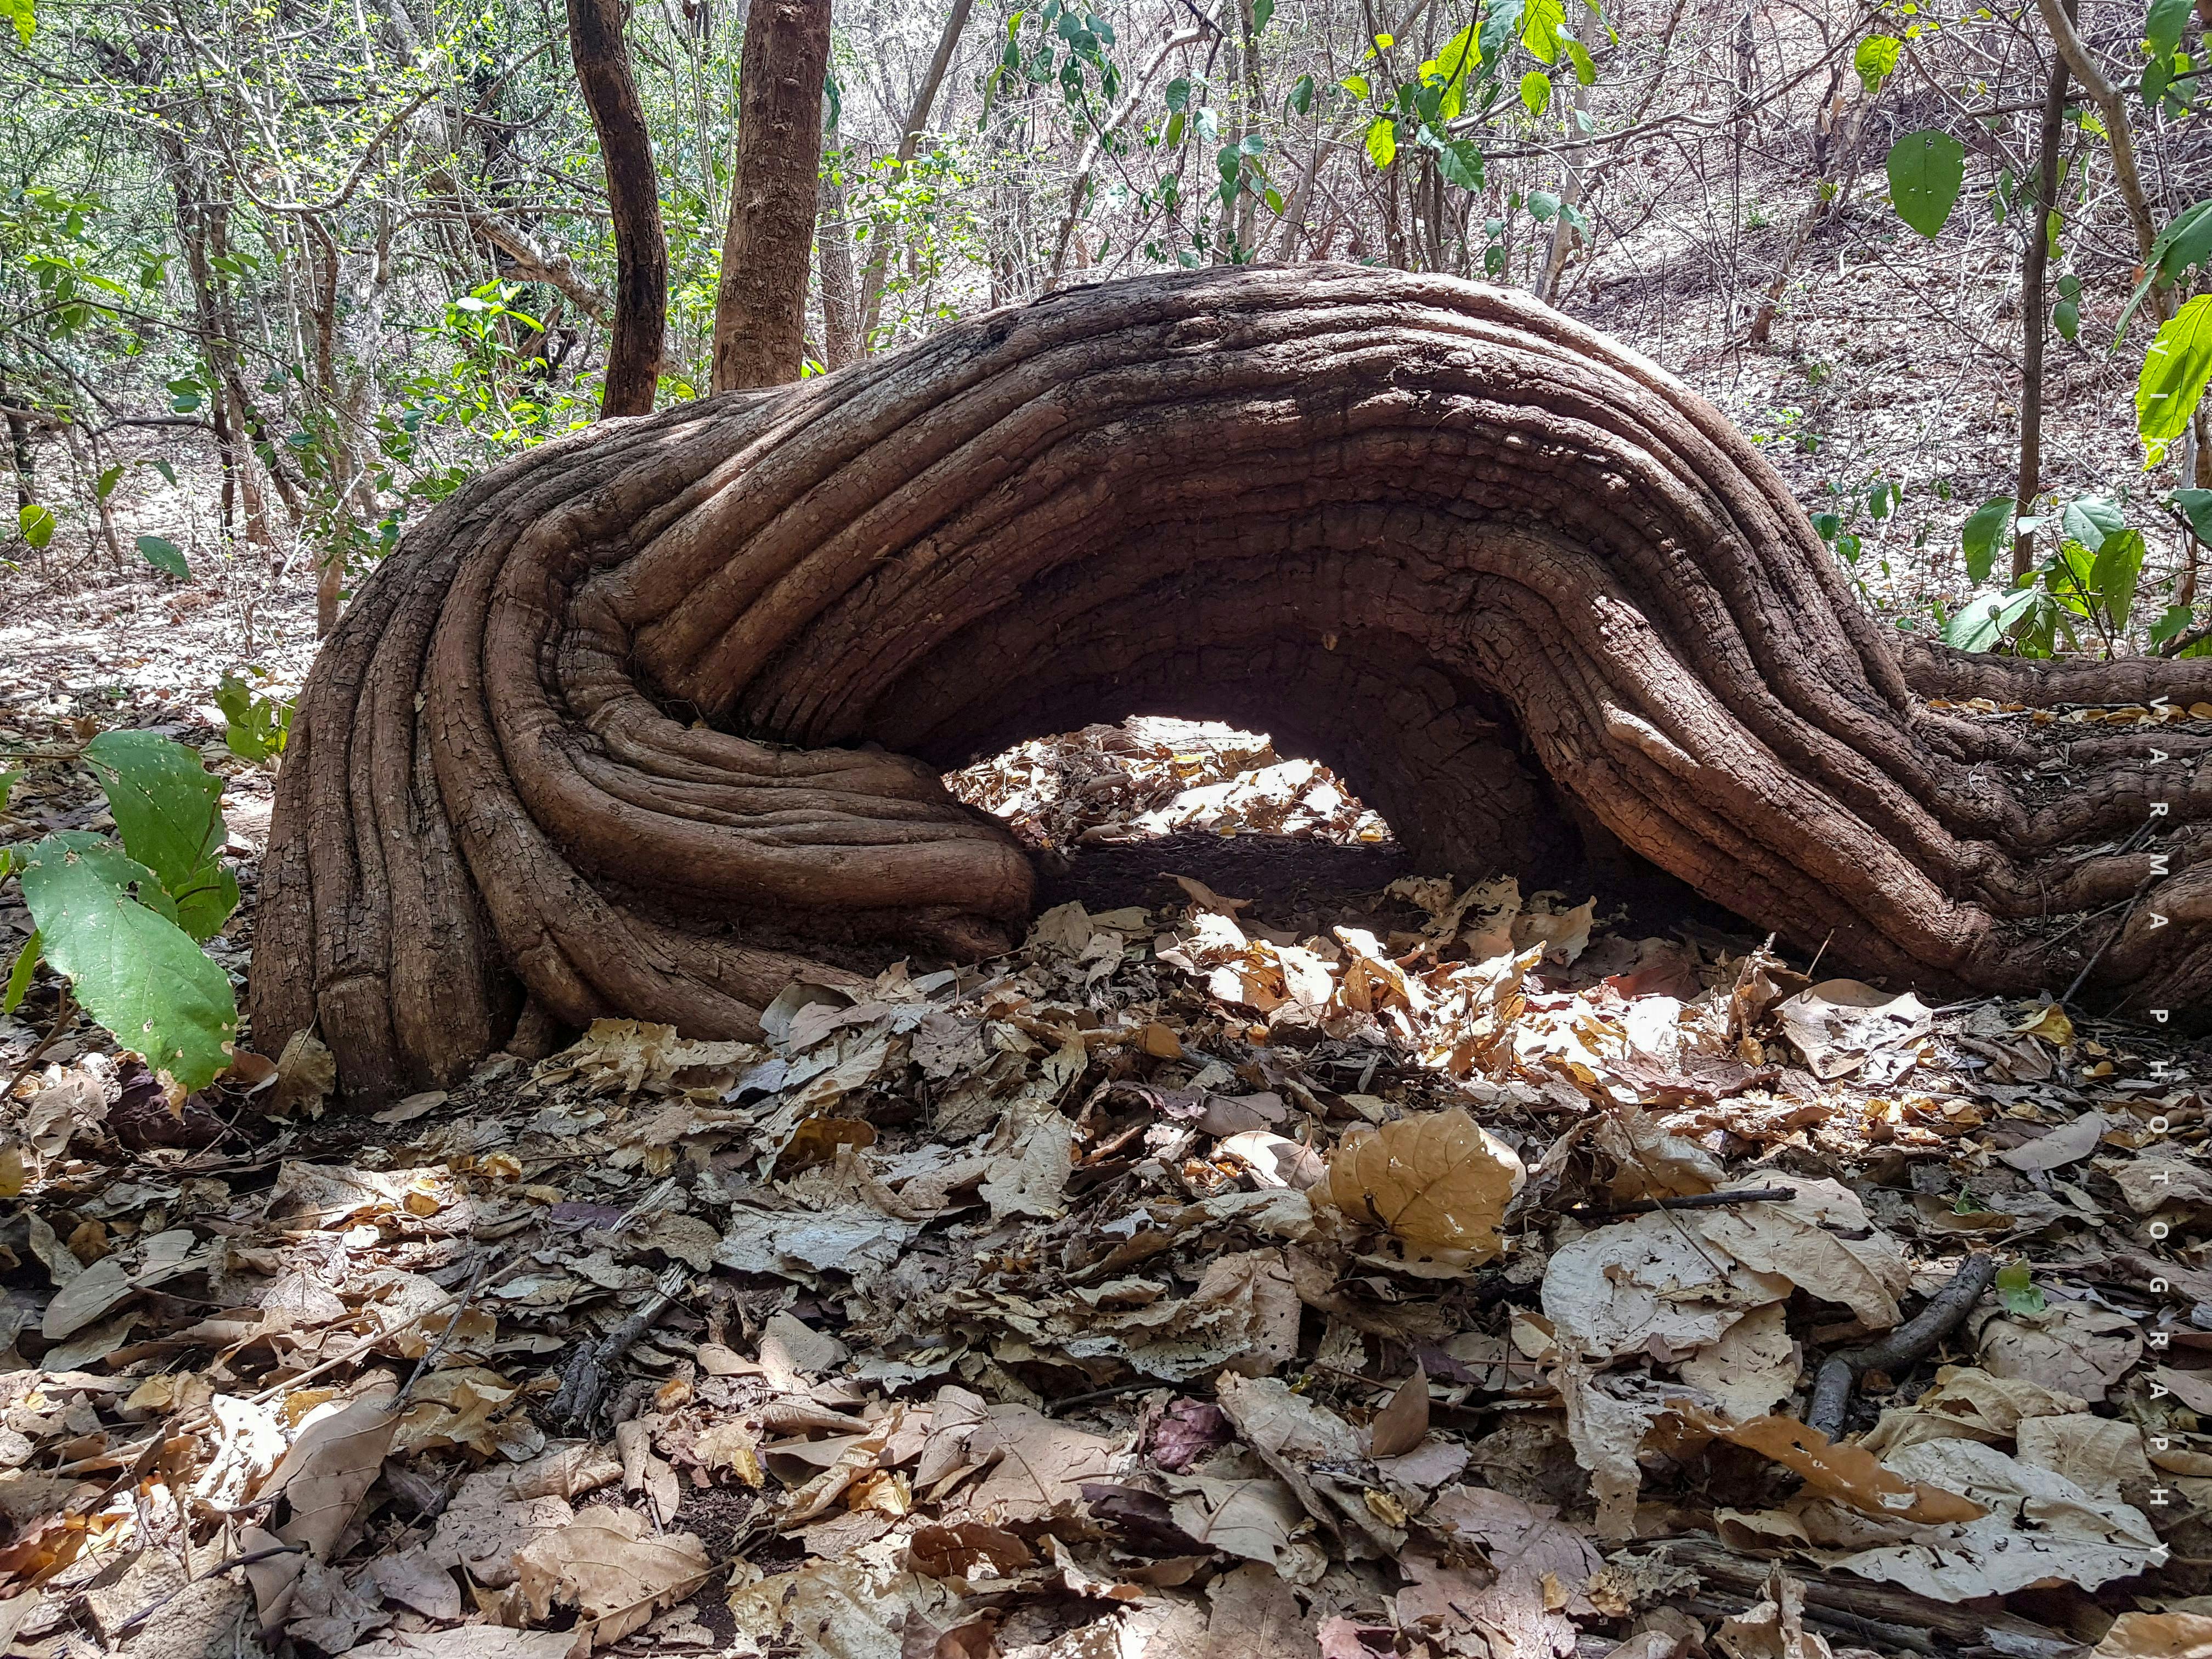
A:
251 266 2212 1105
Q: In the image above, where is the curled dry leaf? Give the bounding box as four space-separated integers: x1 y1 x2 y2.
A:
1319 1108 1525 1260
515 1506 710 1649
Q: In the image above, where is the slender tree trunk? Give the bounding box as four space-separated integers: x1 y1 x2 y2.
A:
817 116 862 369
711 0 832 390
1 371 32 515
2015 27 2070 579
568 0 669 417
1539 77 1592 303
857 0 973 347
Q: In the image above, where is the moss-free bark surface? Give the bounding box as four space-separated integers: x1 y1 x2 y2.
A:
252 266 2212 1103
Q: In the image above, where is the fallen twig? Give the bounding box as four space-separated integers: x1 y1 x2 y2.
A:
1807 1252 1997 1439
1568 1185 1797 1219
551 1263 689 1431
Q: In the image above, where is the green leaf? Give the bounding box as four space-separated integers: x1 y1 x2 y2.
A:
1437 138 1486 190
1563 37 1595 84
1479 0 1527 71
0 768 17 809
10 837 237 1090
1961 496 2016 584
2150 602 2197 647
95 464 125 502
2055 294 2080 342
135 534 190 579
1995 1259 2045 1316
2175 486 2212 543
0 0 32 48
2148 0 2192 67
2059 495 2126 553
2090 527 2146 631
1527 189 1561 222
1943 586 2041 651
81 730 236 941
1288 73 1315 115
18 503 54 550
1252 0 1273 29
1165 76 1193 111
1365 116 1398 167
1520 69 1552 114
2 928 35 1014
1855 34 1901 92
1519 0 1566 63
1887 130 1965 238
2137 294 2212 465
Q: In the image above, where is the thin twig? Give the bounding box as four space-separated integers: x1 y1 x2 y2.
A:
1567 1185 1798 1220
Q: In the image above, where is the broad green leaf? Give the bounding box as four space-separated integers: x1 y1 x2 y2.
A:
10 837 236 1090
2059 495 2126 553
18 503 54 549
1527 189 1561 222
2148 0 2192 67
2174 486 2212 543
2137 293 2212 465
95 464 124 501
2150 602 2197 647
1855 34 1901 91
2154 199 2212 280
1165 76 1192 110
0 769 16 809
1943 586 2040 651
1995 1259 2045 1316
82 730 236 941
1479 0 1527 71
1961 496 2015 584
2 927 34 1013
1519 0 1566 63
0 0 31 48
135 534 190 579
1520 70 1552 114
2090 527 2146 631
1252 0 1273 29
1564 37 1595 84
1437 138 1486 190
1366 116 1398 167
1887 130 1965 238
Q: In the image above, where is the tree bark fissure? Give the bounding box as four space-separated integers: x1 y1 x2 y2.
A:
250 267 2212 1107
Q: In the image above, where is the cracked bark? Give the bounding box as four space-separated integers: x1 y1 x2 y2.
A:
251 266 2212 1105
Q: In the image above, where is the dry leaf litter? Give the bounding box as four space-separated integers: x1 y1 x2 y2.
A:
0 714 2206 1659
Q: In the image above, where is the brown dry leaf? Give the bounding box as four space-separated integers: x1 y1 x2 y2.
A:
1692 1178 1911 1329
1367 1362 1430 1459
1972 1301 2142 1403
1678 1304 1799 1422
1422 1484 1601 1592
1558 1358 1665 1539
267 1029 337 1115
515 1506 709 1649
1677 1407 1985 1525
1715 1565 1832 1659
1203 1561 1314 1657
1542 1210 1784 1359
2094 1613 2212 1659
1159 1470 1310 1571
1319 1108 1525 1260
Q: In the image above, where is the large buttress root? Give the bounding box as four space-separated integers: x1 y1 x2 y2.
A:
251 266 2212 1104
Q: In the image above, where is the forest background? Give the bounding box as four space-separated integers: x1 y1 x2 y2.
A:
7 0 2212 665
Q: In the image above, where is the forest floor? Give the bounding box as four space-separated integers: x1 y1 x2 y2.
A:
3 577 2211 1658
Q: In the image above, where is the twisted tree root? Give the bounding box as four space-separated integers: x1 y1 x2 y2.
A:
249 266 2212 1106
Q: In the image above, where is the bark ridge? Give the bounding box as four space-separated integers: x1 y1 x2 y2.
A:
252 266 2212 1103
